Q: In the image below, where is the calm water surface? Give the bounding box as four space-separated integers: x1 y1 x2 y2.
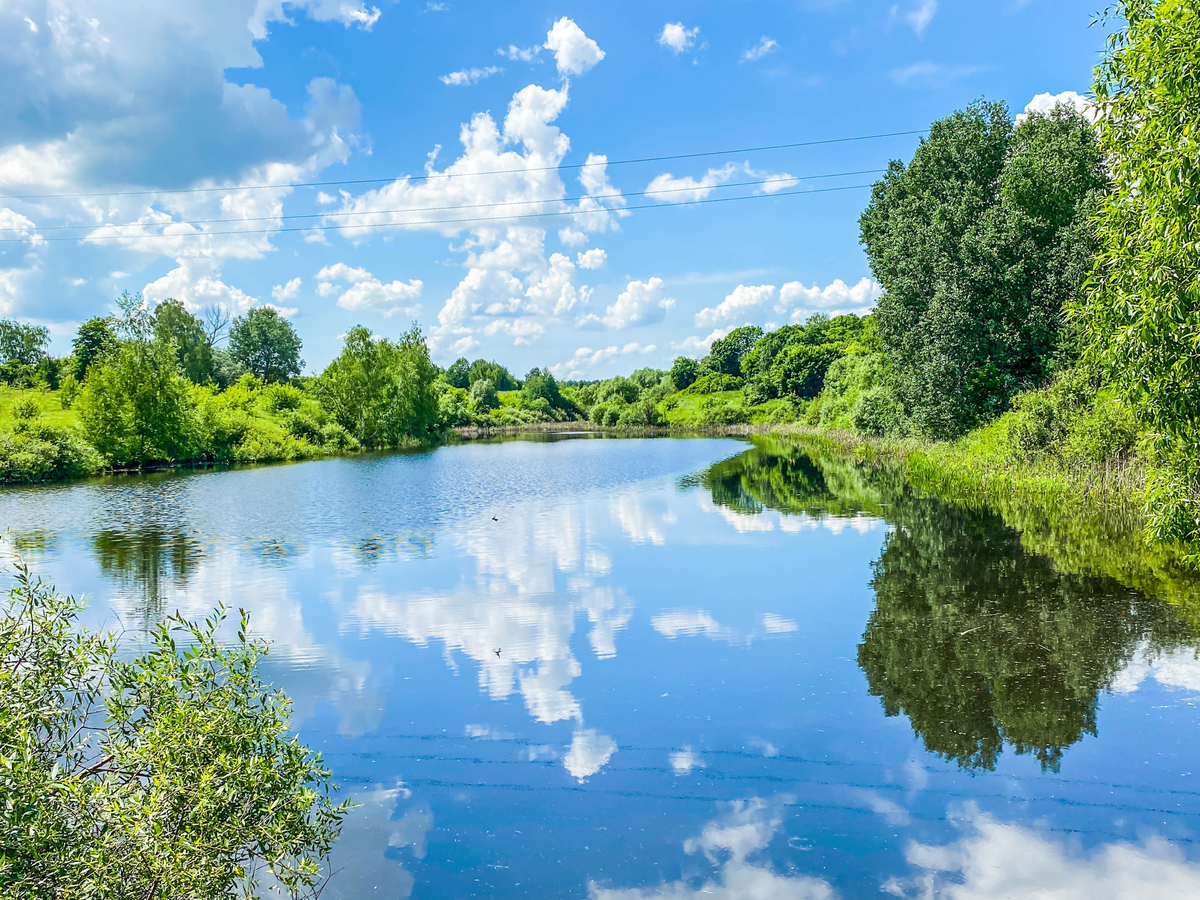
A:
2 436 1199 898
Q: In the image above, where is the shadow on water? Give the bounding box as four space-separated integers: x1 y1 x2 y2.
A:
697 436 1197 773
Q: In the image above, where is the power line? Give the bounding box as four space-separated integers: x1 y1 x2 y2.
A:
0 183 875 244
3 169 886 235
0 129 924 201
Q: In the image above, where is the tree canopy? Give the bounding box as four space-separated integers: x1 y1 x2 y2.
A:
153 300 215 385
861 100 1106 438
229 308 303 383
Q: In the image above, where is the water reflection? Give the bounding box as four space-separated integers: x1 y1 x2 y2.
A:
699 440 1196 772
92 529 205 628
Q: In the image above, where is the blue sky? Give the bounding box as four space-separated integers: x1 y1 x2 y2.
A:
1 0 1108 377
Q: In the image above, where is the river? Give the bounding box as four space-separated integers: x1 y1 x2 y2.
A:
2 435 1198 898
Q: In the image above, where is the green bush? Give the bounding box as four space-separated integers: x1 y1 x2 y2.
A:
263 382 304 413
616 398 664 427
682 373 745 395
699 399 749 425
10 397 41 421
58 373 80 409
0 424 104 483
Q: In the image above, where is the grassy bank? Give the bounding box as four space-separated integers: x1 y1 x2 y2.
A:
772 424 1200 621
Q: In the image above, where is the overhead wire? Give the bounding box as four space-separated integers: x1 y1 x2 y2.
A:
0 168 887 235
0 128 924 201
0 183 877 244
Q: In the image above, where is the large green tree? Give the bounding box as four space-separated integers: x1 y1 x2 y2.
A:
71 318 117 381
315 325 439 447
0 320 49 366
153 299 215 384
229 307 303 383
0 564 348 897
861 100 1106 438
702 326 763 377
1080 0 1200 547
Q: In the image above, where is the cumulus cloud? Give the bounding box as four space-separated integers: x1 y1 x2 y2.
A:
591 797 833 900
645 161 797 204
695 284 777 328
544 17 605 77
658 22 699 54
323 30 620 353
316 263 422 317
692 277 881 329
576 248 607 270
598 278 675 329
552 342 656 378
440 66 503 86
889 806 1200 899
1016 90 1098 126
250 0 382 38
740 37 779 63
671 327 731 357
142 259 264 315
563 728 617 781
272 277 302 302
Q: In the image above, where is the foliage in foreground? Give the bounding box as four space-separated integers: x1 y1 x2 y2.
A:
1081 0 1200 551
0 564 349 898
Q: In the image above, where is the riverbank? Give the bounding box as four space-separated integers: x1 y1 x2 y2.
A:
768 425 1200 622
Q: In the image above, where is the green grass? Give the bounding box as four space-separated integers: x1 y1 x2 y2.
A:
659 390 745 426
0 387 79 429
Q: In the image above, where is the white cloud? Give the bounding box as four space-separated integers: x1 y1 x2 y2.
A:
498 44 541 62
740 37 779 63
671 327 731 357
440 66 503 87
695 284 777 328
425 1 448 10
552 342 656 378
576 248 607 270
780 276 882 319
563 728 617 781
891 61 984 87
1016 90 1098 126
317 263 423 318
0 208 43 245
645 161 797 204
1110 644 1200 695
591 797 834 900
890 806 1200 899
761 613 798 634
658 23 699 54
142 259 262 314
544 17 605 77
250 0 382 38
669 746 704 775
601 277 675 329
272 277 302 302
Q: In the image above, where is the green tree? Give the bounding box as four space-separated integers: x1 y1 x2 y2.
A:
315 325 439 447
467 359 517 391
0 564 348 897
153 300 215 385
76 338 201 466
0 320 49 366
861 100 1106 438
469 378 499 412
702 326 763 377
229 307 303 383
444 357 471 389
522 368 564 408
71 318 118 381
1080 0 1200 548
670 356 699 391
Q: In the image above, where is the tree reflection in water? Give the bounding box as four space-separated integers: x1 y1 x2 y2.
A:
92 529 204 629
699 439 1194 772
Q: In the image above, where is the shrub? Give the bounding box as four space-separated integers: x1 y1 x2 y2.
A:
0 424 104 483
700 399 749 425
616 398 664 427
10 397 41 422
58 373 80 409
263 382 304 413
682 373 745 396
